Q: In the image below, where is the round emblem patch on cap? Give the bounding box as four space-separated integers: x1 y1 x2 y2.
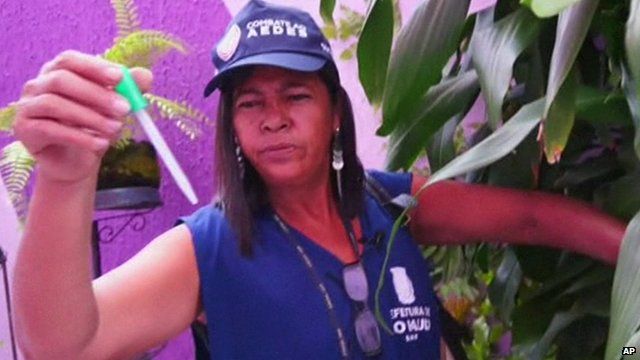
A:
217 24 242 62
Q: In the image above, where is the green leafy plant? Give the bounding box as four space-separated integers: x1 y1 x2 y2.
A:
0 0 212 216
321 0 640 358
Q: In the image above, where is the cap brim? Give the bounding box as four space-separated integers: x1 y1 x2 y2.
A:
204 52 327 97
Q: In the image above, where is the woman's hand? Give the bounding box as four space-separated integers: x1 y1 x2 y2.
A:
13 50 152 184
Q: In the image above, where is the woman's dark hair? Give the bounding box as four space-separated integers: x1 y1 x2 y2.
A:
214 64 365 256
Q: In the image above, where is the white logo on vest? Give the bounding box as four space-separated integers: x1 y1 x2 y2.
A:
389 267 432 343
390 267 416 305
217 24 242 62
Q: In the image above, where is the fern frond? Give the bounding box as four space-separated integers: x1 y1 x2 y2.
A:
0 141 36 212
0 103 17 133
145 94 213 140
103 30 188 69
110 0 141 40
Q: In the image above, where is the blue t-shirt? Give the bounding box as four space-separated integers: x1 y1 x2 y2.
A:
181 171 441 359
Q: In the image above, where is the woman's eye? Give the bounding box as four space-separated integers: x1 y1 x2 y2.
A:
236 100 260 109
289 93 311 102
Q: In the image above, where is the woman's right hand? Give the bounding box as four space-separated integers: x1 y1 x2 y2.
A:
13 50 152 184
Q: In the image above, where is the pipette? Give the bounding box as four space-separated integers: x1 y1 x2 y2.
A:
115 66 198 205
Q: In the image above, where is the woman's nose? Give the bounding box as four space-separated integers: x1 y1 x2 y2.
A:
260 101 290 133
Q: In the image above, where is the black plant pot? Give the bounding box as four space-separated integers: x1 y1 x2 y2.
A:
97 140 160 190
95 140 162 211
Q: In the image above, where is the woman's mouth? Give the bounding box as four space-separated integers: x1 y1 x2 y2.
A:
259 143 297 161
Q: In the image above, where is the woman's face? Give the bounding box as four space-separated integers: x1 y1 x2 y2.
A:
232 66 340 188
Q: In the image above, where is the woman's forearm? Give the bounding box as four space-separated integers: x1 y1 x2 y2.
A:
526 190 624 264
12 172 100 358
411 179 625 264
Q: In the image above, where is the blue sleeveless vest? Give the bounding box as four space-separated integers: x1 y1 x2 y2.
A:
180 171 441 359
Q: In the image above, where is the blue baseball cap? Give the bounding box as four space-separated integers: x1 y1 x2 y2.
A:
204 0 339 96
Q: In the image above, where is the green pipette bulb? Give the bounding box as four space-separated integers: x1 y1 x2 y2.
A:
115 66 198 205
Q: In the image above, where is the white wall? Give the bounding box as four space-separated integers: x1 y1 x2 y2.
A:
0 176 22 359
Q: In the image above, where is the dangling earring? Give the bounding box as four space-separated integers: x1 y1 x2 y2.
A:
234 136 245 179
332 128 344 200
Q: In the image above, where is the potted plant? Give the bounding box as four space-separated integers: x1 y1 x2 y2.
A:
0 0 211 217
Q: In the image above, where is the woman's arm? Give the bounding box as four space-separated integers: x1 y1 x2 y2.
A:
409 175 625 264
11 51 200 359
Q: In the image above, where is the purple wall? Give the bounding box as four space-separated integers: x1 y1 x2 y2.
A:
0 0 230 358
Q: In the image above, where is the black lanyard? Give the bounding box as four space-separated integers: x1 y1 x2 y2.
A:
272 212 360 360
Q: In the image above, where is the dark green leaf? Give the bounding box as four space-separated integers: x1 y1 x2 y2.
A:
386 71 479 170
515 246 562 282
520 0 583 18
487 131 540 189
426 98 545 186
605 209 640 360
554 156 620 188
357 0 394 105
379 0 470 135
542 69 578 164
426 116 459 172
576 86 633 126
562 267 614 299
543 0 599 119
320 0 337 25
594 172 640 220
520 255 594 303
489 248 522 322
526 310 585 360
471 9 541 129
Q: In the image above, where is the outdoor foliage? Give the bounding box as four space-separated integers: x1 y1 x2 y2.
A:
0 0 212 218
323 0 640 358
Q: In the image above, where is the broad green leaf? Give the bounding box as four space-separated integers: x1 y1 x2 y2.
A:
426 98 545 186
520 0 583 18
542 69 578 164
489 248 522 322
576 87 633 126
622 65 640 161
543 0 599 119
605 210 640 360
357 0 394 106
386 71 479 170
625 0 640 160
320 0 337 25
0 104 17 132
379 0 470 136
626 0 640 91
626 330 640 350
471 9 541 129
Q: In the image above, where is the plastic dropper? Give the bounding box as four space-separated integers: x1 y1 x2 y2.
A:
115 66 198 205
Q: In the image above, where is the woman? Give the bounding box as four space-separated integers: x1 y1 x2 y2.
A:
12 1 625 359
